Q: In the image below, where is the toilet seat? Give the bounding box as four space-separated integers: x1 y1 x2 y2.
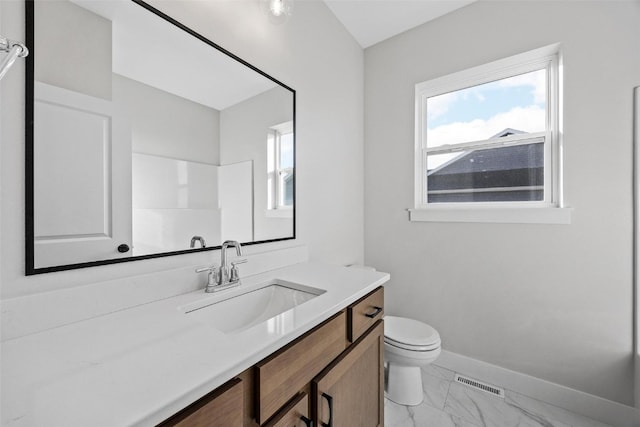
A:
384 315 441 351
385 338 440 352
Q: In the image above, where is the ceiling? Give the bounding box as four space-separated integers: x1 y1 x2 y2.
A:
323 0 476 48
68 0 477 108
74 0 276 111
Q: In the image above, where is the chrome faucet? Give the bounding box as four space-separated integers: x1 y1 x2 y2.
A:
195 240 247 293
190 235 206 248
219 240 247 287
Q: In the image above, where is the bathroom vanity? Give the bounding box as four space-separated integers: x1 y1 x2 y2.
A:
162 286 384 426
1 263 389 426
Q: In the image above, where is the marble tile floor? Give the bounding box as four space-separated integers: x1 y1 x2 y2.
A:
384 364 612 427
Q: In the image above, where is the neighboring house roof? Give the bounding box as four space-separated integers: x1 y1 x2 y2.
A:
428 128 541 176
426 128 544 202
427 128 531 176
491 128 525 138
429 143 543 176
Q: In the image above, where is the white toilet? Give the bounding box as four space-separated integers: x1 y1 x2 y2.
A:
384 315 441 406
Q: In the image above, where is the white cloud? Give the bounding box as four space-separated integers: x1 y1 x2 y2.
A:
427 105 545 148
426 91 458 121
426 69 546 127
495 68 546 104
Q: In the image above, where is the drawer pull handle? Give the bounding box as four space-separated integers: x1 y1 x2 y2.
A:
321 392 333 427
365 306 383 318
300 415 313 427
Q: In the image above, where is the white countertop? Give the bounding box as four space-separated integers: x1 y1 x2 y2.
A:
1 262 389 427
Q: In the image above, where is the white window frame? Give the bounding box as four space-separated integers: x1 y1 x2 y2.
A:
411 44 571 224
267 121 294 216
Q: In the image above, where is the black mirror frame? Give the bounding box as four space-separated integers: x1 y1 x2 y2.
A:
25 0 296 275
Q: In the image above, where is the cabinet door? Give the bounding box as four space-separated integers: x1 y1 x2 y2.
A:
312 320 384 427
158 378 243 427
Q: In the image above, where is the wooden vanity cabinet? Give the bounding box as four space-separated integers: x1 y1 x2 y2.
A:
312 320 384 427
158 378 244 427
159 287 384 427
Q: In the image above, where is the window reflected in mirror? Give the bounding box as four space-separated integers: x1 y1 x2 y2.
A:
267 121 294 215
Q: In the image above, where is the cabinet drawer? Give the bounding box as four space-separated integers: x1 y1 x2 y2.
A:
255 311 346 424
158 378 243 427
263 393 311 427
348 287 384 342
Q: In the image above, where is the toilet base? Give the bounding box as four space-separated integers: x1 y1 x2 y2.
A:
385 362 424 406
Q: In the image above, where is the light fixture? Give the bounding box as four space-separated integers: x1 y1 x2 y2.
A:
261 0 293 24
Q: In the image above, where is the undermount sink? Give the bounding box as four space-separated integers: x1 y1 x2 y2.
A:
182 280 325 334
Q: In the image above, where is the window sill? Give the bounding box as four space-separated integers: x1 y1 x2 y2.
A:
265 208 293 219
408 207 572 224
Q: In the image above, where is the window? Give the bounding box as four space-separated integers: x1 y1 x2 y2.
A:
267 121 294 214
412 44 570 223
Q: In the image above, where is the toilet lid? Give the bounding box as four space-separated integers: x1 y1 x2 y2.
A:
384 316 441 350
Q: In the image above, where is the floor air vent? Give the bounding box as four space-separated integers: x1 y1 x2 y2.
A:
454 374 505 398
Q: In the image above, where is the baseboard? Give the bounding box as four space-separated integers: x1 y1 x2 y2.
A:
436 350 638 427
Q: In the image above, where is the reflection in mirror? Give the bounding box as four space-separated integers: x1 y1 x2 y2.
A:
27 0 295 273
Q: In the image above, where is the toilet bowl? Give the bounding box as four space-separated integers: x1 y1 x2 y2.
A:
384 315 441 406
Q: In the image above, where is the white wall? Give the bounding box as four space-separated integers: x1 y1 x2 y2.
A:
115 73 220 164
0 0 363 300
34 0 112 100
220 87 293 241
364 0 640 405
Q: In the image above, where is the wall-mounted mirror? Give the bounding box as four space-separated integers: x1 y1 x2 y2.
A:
26 0 295 274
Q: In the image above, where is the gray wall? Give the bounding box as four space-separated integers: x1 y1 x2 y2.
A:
0 0 363 298
364 0 640 405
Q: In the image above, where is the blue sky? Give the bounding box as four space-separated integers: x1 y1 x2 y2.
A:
429 81 543 129
426 69 547 148
280 133 294 168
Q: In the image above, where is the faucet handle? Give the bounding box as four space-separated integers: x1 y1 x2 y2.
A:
230 259 247 282
196 265 219 291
